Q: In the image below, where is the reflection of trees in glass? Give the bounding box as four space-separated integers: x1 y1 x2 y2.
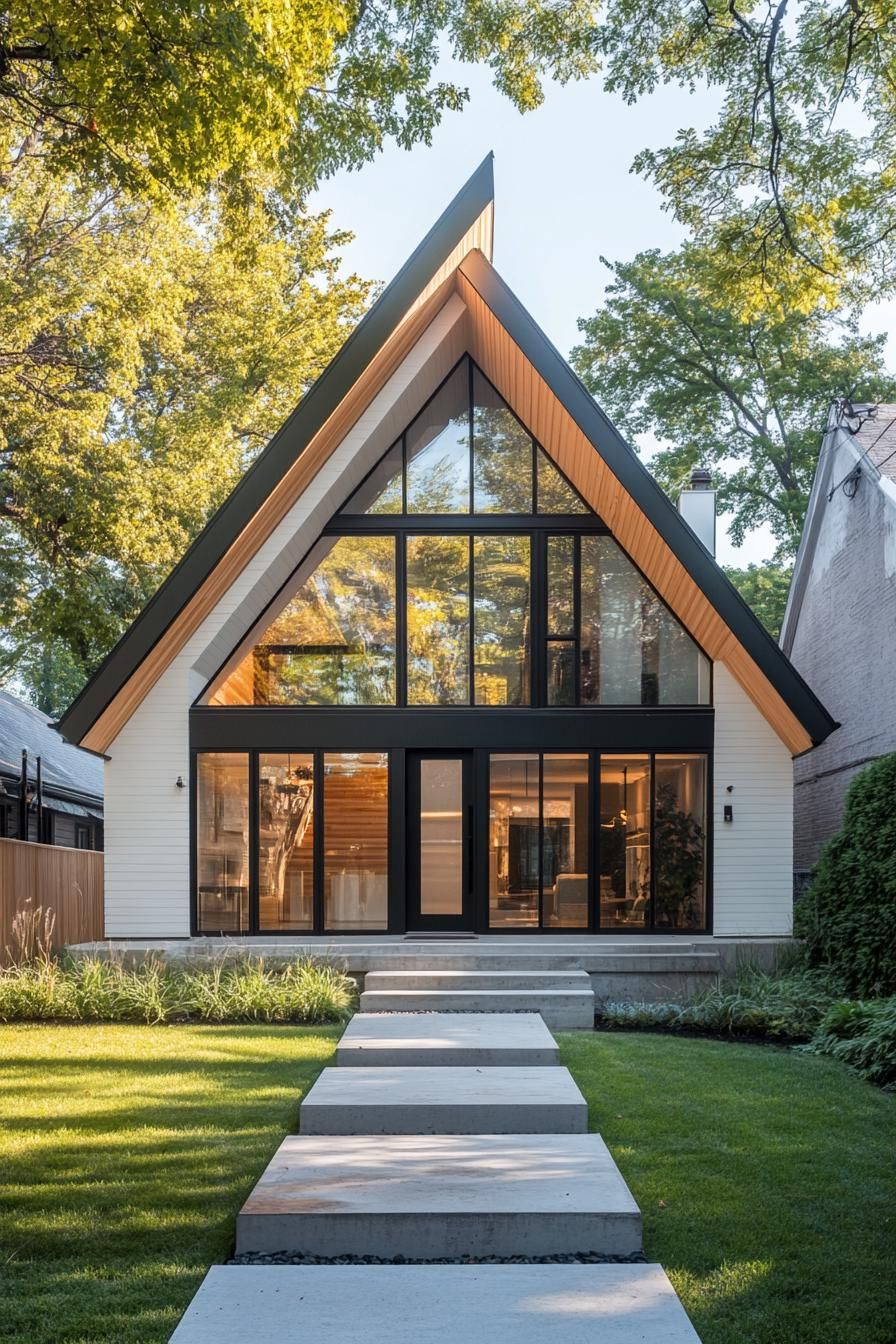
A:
407 535 470 704
258 758 314 925
537 447 590 513
215 536 396 705
653 780 705 929
473 402 533 513
474 535 530 704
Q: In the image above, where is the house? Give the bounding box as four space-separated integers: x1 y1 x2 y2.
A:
56 158 835 951
781 400 896 880
0 690 103 849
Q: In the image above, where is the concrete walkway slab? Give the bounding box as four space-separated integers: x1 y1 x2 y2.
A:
336 1012 560 1067
364 970 591 990
169 1264 702 1342
236 1132 641 1257
299 1066 588 1134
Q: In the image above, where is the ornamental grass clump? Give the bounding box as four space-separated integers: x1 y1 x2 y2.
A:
0 954 355 1025
806 998 896 1090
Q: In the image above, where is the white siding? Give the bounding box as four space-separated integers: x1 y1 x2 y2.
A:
712 664 794 936
103 297 467 937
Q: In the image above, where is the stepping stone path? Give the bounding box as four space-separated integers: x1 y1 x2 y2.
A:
170 1008 703 1342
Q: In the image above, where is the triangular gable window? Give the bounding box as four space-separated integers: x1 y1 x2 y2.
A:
209 536 397 706
341 356 591 517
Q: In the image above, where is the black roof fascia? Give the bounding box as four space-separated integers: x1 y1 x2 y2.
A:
459 249 838 748
57 155 495 746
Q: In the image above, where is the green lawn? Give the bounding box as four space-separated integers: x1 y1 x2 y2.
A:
2 1025 893 1344
559 1032 896 1344
0 1023 339 1343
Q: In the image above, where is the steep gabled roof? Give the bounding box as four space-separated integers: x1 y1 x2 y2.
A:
57 158 836 756
57 157 495 751
781 401 896 657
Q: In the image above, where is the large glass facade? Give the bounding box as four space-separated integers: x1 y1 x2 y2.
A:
407 535 470 705
195 748 708 933
196 754 249 933
323 753 389 930
473 535 530 706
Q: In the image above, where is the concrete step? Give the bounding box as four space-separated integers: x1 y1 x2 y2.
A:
364 969 591 991
336 1012 560 1067
299 1065 588 1135
236 1132 641 1258
359 988 594 1030
170 1265 703 1343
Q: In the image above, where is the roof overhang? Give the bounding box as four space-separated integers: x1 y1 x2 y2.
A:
57 156 837 758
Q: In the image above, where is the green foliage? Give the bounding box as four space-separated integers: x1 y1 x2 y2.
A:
0 161 371 714
795 752 896 995
598 964 839 1040
0 954 356 1024
591 0 896 310
0 0 601 197
807 998 896 1089
724 562 793 638
571 246 895 560
653 779 705 928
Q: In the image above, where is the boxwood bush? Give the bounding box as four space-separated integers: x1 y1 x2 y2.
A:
794 752 896 995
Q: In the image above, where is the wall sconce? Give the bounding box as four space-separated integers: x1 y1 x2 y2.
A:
175 776 186 790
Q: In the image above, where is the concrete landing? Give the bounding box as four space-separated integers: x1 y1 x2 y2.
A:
336 1012 560 1067
236 1132 641 1258
359 988 594 1030
170 1264 702 1342
299 1066 588 1134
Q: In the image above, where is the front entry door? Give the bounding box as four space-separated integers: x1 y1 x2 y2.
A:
407 752 474 930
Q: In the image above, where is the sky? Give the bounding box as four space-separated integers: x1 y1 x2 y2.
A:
312 61 896 569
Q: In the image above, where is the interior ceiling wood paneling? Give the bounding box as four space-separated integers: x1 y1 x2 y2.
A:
81 277 465 753
456 263 812 755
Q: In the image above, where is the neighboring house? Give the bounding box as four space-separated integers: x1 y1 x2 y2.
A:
781 401 896 879
0 690 104 849
56 159 835 945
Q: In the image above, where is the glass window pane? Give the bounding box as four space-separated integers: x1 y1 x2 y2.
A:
580 536 709 705
258 755 314 931
599 755 651 929
537 447 590 513
489 754 539 928
473 535 530 705
342 440 403 514
406 363 470 513
547 535 575 636
542 755 589 928
324 753 388 930
196 753 249 933
407 535 470 705
210 536 396 706
419 759 464 917
472 366 533 512
654 755 707 930
547 642 576 706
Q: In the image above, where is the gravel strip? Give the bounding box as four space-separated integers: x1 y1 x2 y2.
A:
228 1251 647 1266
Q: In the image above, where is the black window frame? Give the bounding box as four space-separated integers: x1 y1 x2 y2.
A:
190 742 712 937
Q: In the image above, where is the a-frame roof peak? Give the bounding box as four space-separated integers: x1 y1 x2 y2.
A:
57 158 495 749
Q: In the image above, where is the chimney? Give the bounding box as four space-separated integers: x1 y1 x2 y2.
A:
678 466 716 557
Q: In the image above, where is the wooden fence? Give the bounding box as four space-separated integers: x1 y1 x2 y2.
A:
0 837 104 963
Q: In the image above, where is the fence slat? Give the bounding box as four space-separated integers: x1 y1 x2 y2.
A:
0 837 104 963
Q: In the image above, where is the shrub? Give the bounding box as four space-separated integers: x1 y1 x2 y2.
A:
794 752 896 995
0 955 355 1025
597 966 839 1040
806 998 896 1089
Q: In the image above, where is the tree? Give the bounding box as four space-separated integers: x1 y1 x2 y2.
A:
724 562 793 638
593 0 896 309
0 0 601 197
571 245 895 559
0 159 371 716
